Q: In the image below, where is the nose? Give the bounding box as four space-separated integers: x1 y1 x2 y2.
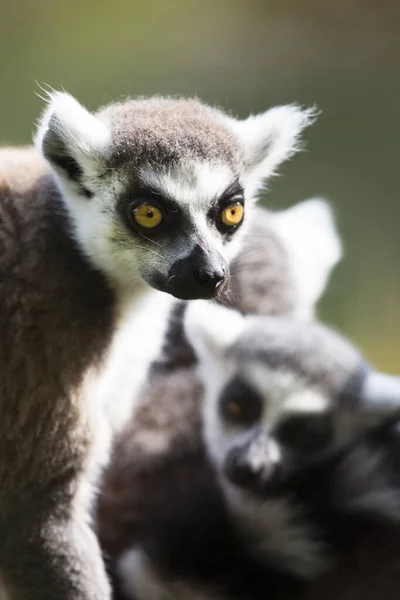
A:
193 265 225 293
224 437 282 491
224 447 258 488
167 245 228 300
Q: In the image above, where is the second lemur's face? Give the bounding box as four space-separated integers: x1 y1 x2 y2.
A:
185 303 400 493
36 93 314 300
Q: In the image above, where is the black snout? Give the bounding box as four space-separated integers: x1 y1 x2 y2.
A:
167 245 227 300
224 447 260 489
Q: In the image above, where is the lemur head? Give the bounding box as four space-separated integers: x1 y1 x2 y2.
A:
35 92 315 299
185 302 400 493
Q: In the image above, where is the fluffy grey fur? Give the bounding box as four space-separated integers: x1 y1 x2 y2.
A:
0 90 313 599
101 97 242 169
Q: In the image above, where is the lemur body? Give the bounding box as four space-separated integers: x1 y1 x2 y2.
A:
0 92 313 599
0 147 116 600
183 302 400 598
101 293 400 600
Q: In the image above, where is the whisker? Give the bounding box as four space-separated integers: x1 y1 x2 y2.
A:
134 245 163 260
138 231 166 251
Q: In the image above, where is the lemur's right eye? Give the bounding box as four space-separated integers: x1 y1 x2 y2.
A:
219 377 263 426
133 204 163 229
221 202 244 227
275 413 334 454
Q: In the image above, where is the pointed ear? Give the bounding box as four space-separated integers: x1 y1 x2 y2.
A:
230 105 317 191
360 371 400 414
35 92 111 196
185 300 245 366
271 198 342 319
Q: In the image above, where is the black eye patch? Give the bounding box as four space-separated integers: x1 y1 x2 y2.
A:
117 182 186 237
207 180 245 234
219 377 263 426
275 413 334 454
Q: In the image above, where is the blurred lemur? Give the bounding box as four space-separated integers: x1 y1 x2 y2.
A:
0 90 314 600
97 198 341 592
98 202 400 600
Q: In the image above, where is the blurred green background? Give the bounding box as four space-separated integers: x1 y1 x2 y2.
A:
1 0 399 370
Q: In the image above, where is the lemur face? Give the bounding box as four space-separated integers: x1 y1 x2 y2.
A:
36 93 315 299
185 302 400 492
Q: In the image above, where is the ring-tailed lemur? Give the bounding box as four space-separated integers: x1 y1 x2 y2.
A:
96 197 342 597
179 301 400 596
0 91 313 600
108 301 400 600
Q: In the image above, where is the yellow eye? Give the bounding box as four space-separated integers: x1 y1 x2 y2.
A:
221 202 244 227
133 204 163 229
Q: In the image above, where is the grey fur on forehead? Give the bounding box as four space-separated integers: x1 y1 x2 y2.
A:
231 317 368 396
97 97 243 170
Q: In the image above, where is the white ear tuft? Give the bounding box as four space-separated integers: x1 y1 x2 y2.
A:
272 198 342 319
231 104 317 190
185 300 245 364
361 372 400 414
35 91 110 184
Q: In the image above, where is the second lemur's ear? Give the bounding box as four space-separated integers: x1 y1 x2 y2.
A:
229 105 317 192
272 198 342 319
185 300 245 366
35 91 111 196
360 371 400 414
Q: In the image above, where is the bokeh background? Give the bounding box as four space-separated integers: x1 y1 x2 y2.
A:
1 0 399 370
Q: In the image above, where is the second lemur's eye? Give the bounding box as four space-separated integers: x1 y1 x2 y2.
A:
133 204 163 229
219 377 263 426
221 202 244 227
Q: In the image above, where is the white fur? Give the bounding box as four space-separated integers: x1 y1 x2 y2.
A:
63 182 149 295
71 365 113 521
284 388 331 415
245 434 281 475
227 105 317 196
361 372 400 413
271 198 342 319
185 300 245 359
99 289 175 434
35 93 147 292
185 302 246 468
35 91 111 174
140 162 236 210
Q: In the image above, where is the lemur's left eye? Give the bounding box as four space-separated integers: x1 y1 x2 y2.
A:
221 202 244 227
133 204 163 229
